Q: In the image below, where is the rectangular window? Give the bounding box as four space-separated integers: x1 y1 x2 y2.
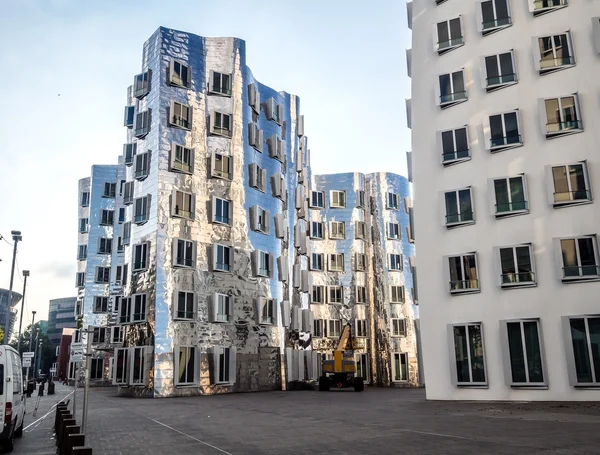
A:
134 151 151 180
389 254 403 271
168 59 190 88
392 319 407 337
131 293 147 322
355 319 368 337
266 98 283 125
123 181 134 205
560 236 600 280
532 0 568 17
550 162 591 205
134 109 151 138
117 237 124 253
98 238 112 254
484 51 517 91
209 71 232 96
438 70 467 108
387 192 400 210
256 250 272 277
79 218 89 233
257 298 276 325
90 358 104 380
124 143 136 166
124 106 135 128
118 208 125 223
505 319 545 385
77 245 87 261
211 152 233 180
268 136 284 161
537 33 574 73
122 222 131 245
173 239 196 268
172 190 195 220
250 206 270 234
95 267 110 283
310 191 324 208
567 316 600 385
355 253 367 272
489 111 522 151
100 210 114 226
387 222 401 240
249 163 267 192
355 221 367 240
134 195 151 224
213 347 236 384
444 188 474 226
214 244 233 272
311 285 325 304
392 353 409 382
174 291 196 320
133 242 149 271
76 272 85 288
310 222 324 239
452 323 487 385
170 143 194 174
328 254 344 272
356 286 367 304
493 175 528 215
169 101 192 130
111 327 123 344
210 111 232 137
440 127 470 165
248 123 263 152
213 197 232 225
81 191 90 207
480 0 511 34
133 70 151 99
330 190 346 208
175 346 196 386
115 264 128 285
313 319 325 337
248 83 260 113
356 353 370 383
92 327 107 344
330 222 345 240
356 190 366 208
328 286 343 304
93 296 108 313
311 253 324 271
103 182 116 198
499 245 535 286
448 253 479 293
543 95 582 136
436 18 464 54
114 348 129 385
391 285 405 303
213 293 233 322
328 320 342 337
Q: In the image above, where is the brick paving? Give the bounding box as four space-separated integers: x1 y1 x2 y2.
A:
13 386 600 454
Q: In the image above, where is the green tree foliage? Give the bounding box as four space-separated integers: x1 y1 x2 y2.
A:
10 323 55 374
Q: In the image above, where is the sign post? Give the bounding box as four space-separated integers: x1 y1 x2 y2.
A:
70 342 83 420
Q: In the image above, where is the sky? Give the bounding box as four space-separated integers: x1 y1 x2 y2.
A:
0 0 411 326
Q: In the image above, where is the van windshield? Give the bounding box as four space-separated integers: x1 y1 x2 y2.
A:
0 364 4 395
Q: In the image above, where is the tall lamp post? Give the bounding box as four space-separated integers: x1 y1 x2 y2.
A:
4 231 22 344
16 270 30 354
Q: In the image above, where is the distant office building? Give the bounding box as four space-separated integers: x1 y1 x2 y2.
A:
48 297 77 348
0 289 21 341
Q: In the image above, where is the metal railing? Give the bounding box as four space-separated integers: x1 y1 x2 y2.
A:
482 16 512 30
553 190 590 203
563 265 600 278
212 168 232 180
175 208 193 219
438 37 465 51
496 200 528 213
216 263 231 272
440 90 467 105
546 120 582 134
173 161 192 173
215 215 231 225
533 0 566 10
176 257 195 268
212 86 232 96
501 272 535 284
134 126 150 137
176 310 195 319
134 214 147 224
171 116 190 129
442 149 470 163
491 134 522 148
134 169 148 179
450 279 480 292
445 210 474 224
487 73 517 86
212 126 231 136
540 55 574 69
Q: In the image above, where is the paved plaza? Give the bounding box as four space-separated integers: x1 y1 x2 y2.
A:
14 385 600 454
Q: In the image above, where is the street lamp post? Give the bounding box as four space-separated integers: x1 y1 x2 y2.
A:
16 270 30 355
4 231 22 344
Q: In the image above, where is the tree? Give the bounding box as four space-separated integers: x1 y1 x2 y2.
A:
10 323 55 375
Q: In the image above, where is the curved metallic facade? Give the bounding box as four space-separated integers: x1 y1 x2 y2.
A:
0 289 21 340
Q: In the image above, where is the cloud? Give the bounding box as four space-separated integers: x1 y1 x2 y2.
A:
38 262 74 279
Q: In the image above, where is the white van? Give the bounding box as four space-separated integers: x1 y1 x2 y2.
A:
0 346 25 452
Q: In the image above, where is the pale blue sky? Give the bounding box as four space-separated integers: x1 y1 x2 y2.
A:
0 0 411 324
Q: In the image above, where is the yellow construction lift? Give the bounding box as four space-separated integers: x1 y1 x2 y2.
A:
319 322 364 392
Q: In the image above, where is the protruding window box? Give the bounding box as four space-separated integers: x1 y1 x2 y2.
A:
556 236 600 282
478 0 512 35
534 32 575 75
530 0 567 17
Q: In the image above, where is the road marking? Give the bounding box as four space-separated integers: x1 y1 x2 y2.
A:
24 390 74 431
149 417 234 455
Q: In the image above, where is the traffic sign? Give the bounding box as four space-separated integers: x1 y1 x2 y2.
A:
23 358 32 368
22 352 34 359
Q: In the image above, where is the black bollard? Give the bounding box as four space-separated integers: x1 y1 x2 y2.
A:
48 380 55 395
38 382 44 396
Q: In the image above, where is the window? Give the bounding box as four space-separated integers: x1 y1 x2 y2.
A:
355 221 367 240
387 222 401 240
114 348 129 385
168 59 190 88
250 206 270 234
257 298 276 325
210 111 232 137
328 286 343 304
313 319 325 337
548 162 591 206
90 358 104 380
499 245 535 286
118 208 125 223
212 293 233 322
355 253 367 272
134 195 151 224
173 239 196 268
484 52 517 91
266 98 283 125
79 218 89 233
310 222 324 240
531 0 567 17
542 95 582 137
536 33 574 74
330 190 346 208
77 245 87 261
438 70 467 108
248 123 263 152
124 106 135 128
479 0 512 34
311 285 325 304
212 347 236 384
100 210 114 226
170 143 194 174
172 190 195 220
390 285 405 303
248 83 260 113
311 253 324 271
211 152 233 180
131 293 147 322
92 327 107 344
389 254 403 271
76 272 85 288
330 222 345 240
133 242 149 271
436 18 464 54
253 250 272 277
392 319 407 337
488 111 522 151
355 319 367 337
387 193 400 210
174 291 196 320
175 346 196 386
444 188 474 227
123 181 134 205
93 296 108 313
98 238 112 254
103 182 116 198
448 253 479 293
328 254 344 272
115 264 128 285
268 136 284 161
502 319 545 386
169 101 192 130
111 326 123 344
95 267 110 283
328 320 342 337
213 244 233 272
133 70 151 99
122 222 131 245
81 191 90 207
310 191 324 208
124 143 136 166
212 197 232 226
559 236 600 280
249 163 267 193
493 175 528 216
356 286 367 304
356 353 370 383
209 71 232 96
565 316 600 386
452 323 487 385
134 151 151 180
117 237 124 253
356 190 366 208
392 353 409 382
134 109 151 138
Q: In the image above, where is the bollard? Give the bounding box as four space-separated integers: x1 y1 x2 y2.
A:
65 434 85 455
48 381 56 395
60 425 80 455
55 412 72 443
54 405 68 430
57 418 76 447
38 382 44 396
72 447 92 455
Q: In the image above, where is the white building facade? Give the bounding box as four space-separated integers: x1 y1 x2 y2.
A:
409 0 600 400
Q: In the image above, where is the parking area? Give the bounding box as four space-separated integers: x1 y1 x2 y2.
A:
14 386 600 454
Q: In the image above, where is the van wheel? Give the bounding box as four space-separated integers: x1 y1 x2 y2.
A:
3 429 14 452
14 420 23 438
